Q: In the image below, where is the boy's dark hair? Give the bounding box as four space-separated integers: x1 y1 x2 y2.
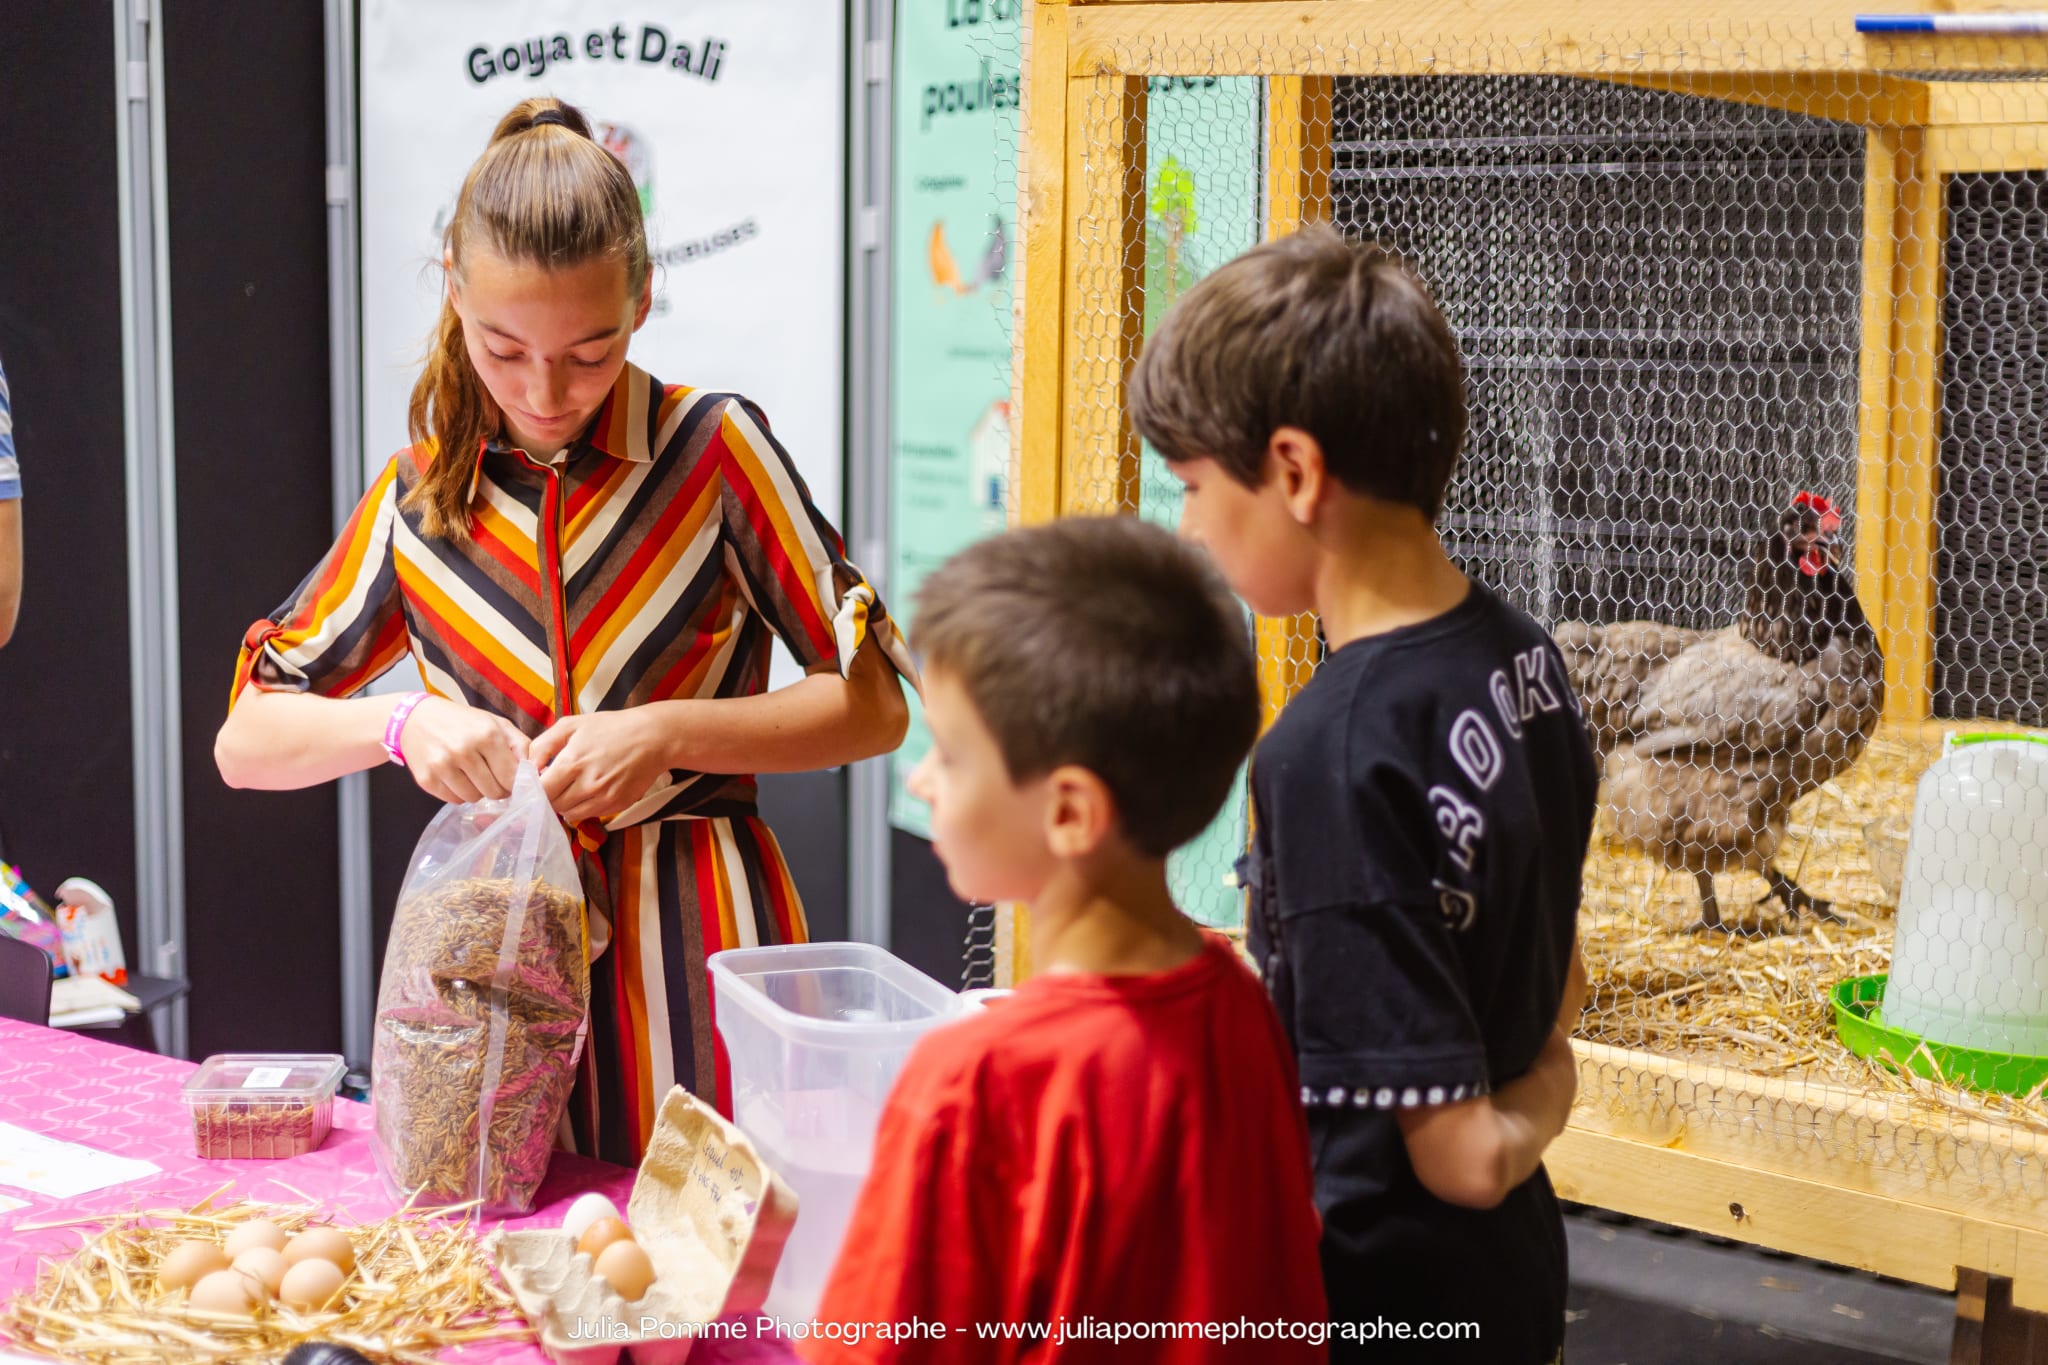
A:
912 517 1258 860
1127 224 1468 521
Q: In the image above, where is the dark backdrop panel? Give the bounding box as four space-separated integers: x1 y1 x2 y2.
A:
0 6 137 954
165 3 342 1056
890 830 968 988
758 770 847 941
368 765 439 990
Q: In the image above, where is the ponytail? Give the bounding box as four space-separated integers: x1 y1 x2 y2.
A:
403 96 649 539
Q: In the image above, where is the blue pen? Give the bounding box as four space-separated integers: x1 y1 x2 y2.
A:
1857 12 2048 33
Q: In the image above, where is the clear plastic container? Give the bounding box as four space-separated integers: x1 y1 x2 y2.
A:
181 1053 347 1160
709 942 965 1321
1885 734 2048 1055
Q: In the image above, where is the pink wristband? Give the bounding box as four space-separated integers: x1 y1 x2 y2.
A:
382 691 431 766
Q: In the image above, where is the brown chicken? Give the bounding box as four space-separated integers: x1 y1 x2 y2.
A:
1553 493 1886 932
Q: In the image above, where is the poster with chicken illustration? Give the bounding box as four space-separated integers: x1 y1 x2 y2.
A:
888 0 1022 837
888 9 1260 929
926 215 1008 299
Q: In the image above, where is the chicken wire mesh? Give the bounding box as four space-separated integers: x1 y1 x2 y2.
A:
1033 14 2048 1228
1937 169 2048 724
1335 76 1865 630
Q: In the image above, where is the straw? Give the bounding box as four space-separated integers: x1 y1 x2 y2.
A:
1576 718 2048 1138
0 1193 532 1364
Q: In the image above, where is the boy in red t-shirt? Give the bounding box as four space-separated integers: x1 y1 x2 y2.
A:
802 517 1328 1363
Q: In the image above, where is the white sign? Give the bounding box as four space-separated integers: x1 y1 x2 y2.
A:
360 1 847 527
0 1123 160 1200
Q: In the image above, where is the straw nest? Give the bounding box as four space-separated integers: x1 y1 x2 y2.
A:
0 1186 533 1364
1577 719 2048 1137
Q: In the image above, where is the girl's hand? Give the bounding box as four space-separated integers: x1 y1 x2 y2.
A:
531 709 674 826
398 695 529 804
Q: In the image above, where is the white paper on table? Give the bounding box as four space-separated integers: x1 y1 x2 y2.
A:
48 1006 127 1029
0 1122 160 1198
0 1193 25 1213
48 975 140 1019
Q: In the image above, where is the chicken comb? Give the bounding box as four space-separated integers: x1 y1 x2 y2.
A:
1793 490 1842 531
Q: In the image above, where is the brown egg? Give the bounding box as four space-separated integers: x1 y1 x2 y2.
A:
189 1267 261 1315
278 1256 347 1312
157 1240 230 1294
222 1218 288 1259
231 1246 288 1297
593 1238 657 1302
282 1226 356 1276
575 1216 634 1259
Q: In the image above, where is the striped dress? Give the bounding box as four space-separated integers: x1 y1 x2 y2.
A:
232 363 913 1166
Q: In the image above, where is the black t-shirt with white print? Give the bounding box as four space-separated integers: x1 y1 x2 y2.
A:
1246 582 1597 1364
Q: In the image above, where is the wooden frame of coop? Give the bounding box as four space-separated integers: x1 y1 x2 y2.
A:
999 0 2048 1351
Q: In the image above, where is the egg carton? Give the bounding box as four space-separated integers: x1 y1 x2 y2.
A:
489 1086 798 1365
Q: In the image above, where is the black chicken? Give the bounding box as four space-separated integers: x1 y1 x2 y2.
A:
1553 493 1887 932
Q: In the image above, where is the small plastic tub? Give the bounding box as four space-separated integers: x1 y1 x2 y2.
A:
181 1053 346 1159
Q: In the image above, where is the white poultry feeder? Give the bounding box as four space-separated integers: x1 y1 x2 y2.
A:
1882 733 2048 1057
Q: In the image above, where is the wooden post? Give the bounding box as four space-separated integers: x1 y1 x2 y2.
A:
1609 72 1930 129
1927 123 2048 175
1954 1266 1999 1365
1115 79 1149 517
992 900 1029 991
1883 128 1943 724
1254 75 1334 729
1266 75 1332 235
1003 1 1081 984
1548 1124 2048 1308
1951 1268 2048 1365
1857 129 1902 661
1009 8 1150 979
1018 1 1075 530
1062 4 2048 81
1059 72 1148 515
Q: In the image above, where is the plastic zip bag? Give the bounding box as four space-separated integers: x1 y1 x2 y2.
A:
372 761 589 1214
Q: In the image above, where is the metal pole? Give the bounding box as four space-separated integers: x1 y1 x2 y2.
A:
845 0 894 949
113 0 186 1057
324 0 374 1070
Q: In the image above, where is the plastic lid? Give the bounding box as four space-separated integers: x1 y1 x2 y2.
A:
1945 731 2048 752
182 1053 347 1101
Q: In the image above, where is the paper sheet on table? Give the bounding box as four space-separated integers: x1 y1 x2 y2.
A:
0 1122 160 1198
48 975 139 1019
48 1005 126 1028
0 1193 25 1214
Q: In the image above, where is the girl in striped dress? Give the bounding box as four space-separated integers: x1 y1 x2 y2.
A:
214 97 913 1167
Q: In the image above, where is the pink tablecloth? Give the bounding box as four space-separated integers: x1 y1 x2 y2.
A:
0 1019 790 1363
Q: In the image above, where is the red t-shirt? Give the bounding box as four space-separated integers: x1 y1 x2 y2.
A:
801 933 1328 1363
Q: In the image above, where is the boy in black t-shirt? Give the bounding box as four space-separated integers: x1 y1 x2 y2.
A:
1129 226 1597 1363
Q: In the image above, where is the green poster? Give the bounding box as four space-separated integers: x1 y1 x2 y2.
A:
889 23 1262 928
887 0 1022 837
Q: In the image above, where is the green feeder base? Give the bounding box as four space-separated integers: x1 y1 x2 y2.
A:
1832 974 2048 1098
